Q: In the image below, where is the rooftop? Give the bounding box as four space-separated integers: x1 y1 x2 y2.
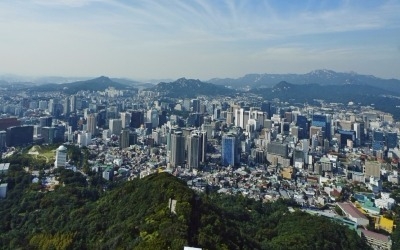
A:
338 202 368 219
360 229 391 242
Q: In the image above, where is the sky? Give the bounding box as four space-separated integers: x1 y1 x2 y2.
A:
0 0 399 81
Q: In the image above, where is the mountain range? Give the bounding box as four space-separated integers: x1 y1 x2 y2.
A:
24 76 138 94
208 69 400 94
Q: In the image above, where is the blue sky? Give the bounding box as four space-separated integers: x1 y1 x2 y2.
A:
0 0 399 80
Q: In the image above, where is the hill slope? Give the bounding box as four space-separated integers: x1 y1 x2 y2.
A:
0 165 371 250
27 76 135 94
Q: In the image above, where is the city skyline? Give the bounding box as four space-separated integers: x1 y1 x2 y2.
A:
0 0 399 81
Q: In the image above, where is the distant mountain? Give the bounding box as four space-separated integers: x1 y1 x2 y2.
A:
209 69 400 94
111 78 155 89
148 78 236 98
250 81 400 119
28 76 136 94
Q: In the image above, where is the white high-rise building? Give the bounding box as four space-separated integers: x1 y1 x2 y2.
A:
87 113 97 136
55 145 67 168
120 112 131 129
109 119 122 135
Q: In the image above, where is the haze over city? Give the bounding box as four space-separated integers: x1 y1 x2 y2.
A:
0 0 399 80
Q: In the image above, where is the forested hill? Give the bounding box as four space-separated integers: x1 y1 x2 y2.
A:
0 165 370 249
148 78 236 98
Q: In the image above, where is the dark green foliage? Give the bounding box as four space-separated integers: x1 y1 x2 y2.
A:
0 169 369 250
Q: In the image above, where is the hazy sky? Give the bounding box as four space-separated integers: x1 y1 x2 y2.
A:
0 0 399 80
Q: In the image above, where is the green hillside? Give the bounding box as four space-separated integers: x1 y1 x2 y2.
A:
0 165 370 250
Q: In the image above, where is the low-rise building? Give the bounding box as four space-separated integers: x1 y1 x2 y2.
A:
337 202 369 226
360 229 392 250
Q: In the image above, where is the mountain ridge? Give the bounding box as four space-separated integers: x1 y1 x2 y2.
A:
147 77 236 98
26 76 137 94
208 69 400 94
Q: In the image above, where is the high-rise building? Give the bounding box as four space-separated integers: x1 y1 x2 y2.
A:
109 119 122 135
0 131 6 151
170 132 185 167
311 114 331 140
41 127 55 144
187 134 200 169
69 95 77 113
226 111 233 125
192 99 201 113
147 109 159 128
130 110 144 128
38 100 48 110
337 129 356 148
353 122 365 146
129 132 138 145
261 102 271 118
120 112 131 129
55 145 67 168
62 97 70 116
39 116 53 128
87 114 97 136
296 115 308 139
222 134 238 166
119 129 130 149
386 131 398 149
199 131 207 163
6 126 33 147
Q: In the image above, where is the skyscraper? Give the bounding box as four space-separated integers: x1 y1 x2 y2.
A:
119 129 130 149
0 131 6 151
6 126 33 147
296 115 308 139
39 116 53 128
87 113 97 136
130 110 143 128
41 127 55 144
192 99 201 113
120 112 131 129
187 134 200 169
311 114 331 140
109 119 122 135
386 131 398 149
222 134 237 166
170 132 185 167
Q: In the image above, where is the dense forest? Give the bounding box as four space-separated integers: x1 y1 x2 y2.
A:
0 161 374 250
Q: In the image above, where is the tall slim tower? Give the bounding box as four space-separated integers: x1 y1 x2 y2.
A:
222 134 237 166
187 134 200 169
119 129 130 149
87 113 97 136
0 131 6 151
170 132 185 167
120 112 131 129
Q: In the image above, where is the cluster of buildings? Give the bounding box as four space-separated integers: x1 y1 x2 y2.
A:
1 85 400 249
